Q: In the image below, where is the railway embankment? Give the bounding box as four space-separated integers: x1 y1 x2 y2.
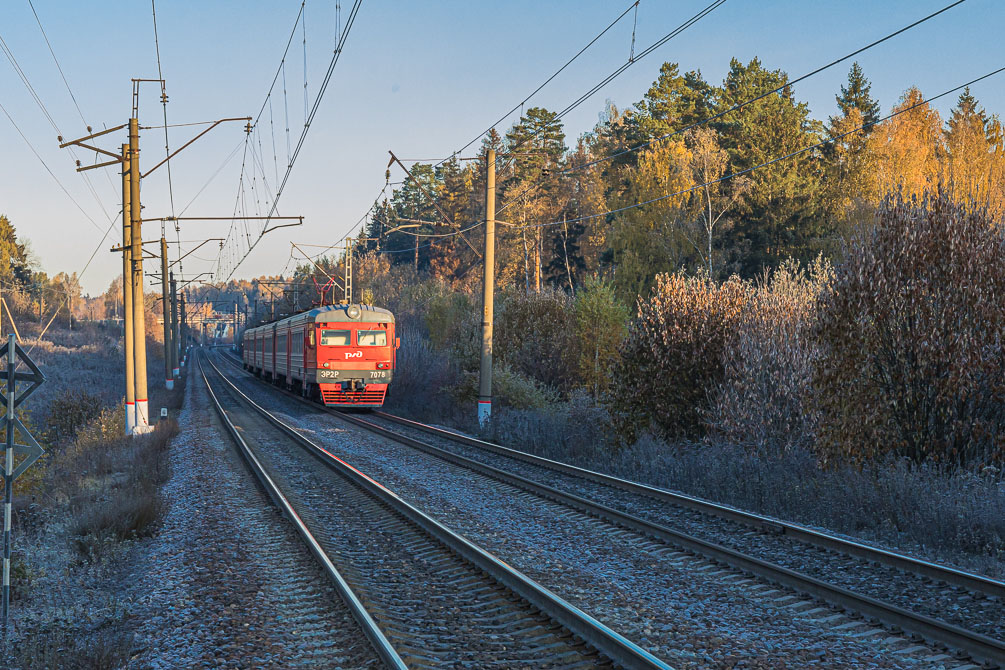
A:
3 325 377 668
0 323 179 667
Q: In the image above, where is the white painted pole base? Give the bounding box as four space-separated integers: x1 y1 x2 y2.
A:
172 367 180 378
477 400 491 428
165 379 174 390
133 400 153 434
125 401 136 436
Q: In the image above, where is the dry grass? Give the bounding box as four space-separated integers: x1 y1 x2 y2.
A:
5 620 134 670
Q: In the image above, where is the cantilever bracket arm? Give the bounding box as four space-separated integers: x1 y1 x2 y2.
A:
387 150 483 259
262 219 303 235
139 216 303 223
58 123 128 148
169 238 224 268
142 116 252 178
291 242 343 290
78 158 122 172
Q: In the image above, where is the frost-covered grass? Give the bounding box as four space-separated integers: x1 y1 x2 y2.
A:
1 322 182 668
400 396 1005 580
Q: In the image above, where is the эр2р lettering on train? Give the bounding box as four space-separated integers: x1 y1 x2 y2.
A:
242 303 399 408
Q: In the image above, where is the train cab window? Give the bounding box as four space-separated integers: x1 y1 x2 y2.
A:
358 330 387 346
320 330 351 346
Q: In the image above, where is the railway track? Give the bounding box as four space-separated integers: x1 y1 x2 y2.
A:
216 348 1005 668
200 352 672 670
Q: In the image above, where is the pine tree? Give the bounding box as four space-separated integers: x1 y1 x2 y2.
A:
504 107 566 179
831 62 881 131
712 58 825 275
633 62 712 139
0 215 31 287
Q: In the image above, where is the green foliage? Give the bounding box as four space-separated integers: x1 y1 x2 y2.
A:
713 58 826 274
454 364 558 411
573 279 628 402
608 271 750 443
815 191 1005 467
424 286 480 369
633 62 713 139
504 107 567 179
0 214 33 288
831 62 881 129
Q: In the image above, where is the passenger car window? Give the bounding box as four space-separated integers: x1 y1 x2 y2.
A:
357 330 387 346
319 330 351 346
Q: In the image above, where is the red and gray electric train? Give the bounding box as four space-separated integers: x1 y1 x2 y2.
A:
242 303 398 408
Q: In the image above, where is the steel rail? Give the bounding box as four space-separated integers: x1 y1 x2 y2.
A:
213 349 1005 667
205 353 673 670
342 412 1005 669
219 346 1005 599
198 355 408 670
373 411 1005 601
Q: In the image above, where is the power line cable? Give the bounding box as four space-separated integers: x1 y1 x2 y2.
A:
445 0 640 163
565 0 968 176
497 0 967 214
221 0 364 280
514 64 1005 232
503 0 728 158
0 28 117 226
0 100 105 233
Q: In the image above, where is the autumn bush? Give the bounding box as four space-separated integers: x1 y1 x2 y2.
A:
709 257 833 451
815 191 1005 467
608 271 750 443
495 288 576 391
41 390 106 446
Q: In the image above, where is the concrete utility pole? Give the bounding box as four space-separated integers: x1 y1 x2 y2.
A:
179 290 187 363
160 237 173 390
478 148 496 427
130 117 152 433
170 272 180 381
122 144 136 435
345 239 353 303
233 302 238 345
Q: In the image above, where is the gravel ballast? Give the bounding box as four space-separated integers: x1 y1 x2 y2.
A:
124 372 380 669
219 355 971 670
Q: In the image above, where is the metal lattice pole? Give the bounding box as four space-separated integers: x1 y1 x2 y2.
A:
3 334 15 627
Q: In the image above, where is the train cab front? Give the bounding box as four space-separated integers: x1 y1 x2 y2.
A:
312 305 398 408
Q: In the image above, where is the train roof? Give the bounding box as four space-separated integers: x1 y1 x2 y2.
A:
309 303 395 324
246 304 394 333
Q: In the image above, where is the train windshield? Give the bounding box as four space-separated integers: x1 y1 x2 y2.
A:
357 330 387 346
319 329 351 346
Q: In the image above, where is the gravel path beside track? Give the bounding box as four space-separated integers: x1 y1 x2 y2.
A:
219 355 963 670
124 372 380 669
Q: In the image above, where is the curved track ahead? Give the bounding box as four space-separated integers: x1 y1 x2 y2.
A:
217 348 1005 668
202 351 672 670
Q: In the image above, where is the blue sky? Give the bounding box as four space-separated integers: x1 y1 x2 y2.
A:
2 0 1002 294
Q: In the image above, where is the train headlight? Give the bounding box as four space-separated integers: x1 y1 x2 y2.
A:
347 305 361 319
323 362 330 368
